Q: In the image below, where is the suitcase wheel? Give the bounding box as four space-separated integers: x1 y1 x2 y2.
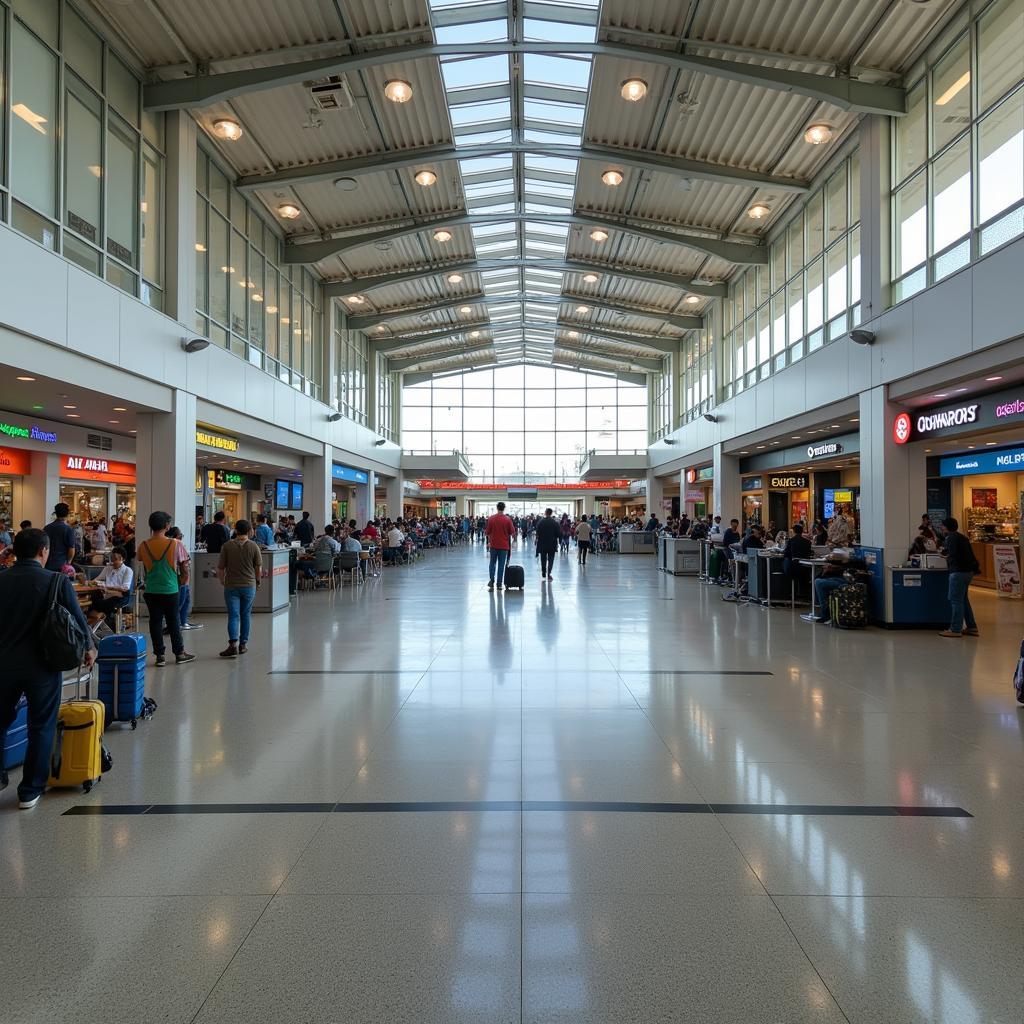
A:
131 719 138 730
83 780 92 794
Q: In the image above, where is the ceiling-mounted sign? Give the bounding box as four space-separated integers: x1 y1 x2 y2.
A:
914 403 979 436
61 455 136 485
196 428 239 452
741 476 763 492
1 420 57 444
807 441 843 459
939 445 1024 477
0 446 33 475
769 474 808 489
332 464 369 484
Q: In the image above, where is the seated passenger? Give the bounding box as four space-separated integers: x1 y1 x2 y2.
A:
90 546 133 622
804 550 867 624
782 524 813 591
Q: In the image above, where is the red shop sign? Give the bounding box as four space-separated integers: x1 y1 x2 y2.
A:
0 446 33 475
60 455 136 485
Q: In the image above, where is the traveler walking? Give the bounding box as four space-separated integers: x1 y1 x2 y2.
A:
559 514 571 554
137 512 196 667
485 501 516 590
0 529 97 809
938 517 980 637
217 519 264 657
43 503 77 571
534 508 560 582
576 516 593 565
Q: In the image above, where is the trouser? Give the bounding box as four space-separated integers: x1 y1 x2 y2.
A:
578 540 590 564
0 671 61 801
178 583 191 627
947 571 977 633
145 592 183 657
488 547 509 584
224 586 257 644
813 577 846 620
91 594 126 619
540 549 555 577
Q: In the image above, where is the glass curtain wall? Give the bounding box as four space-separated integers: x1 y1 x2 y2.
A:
3 0 165 307
650 360 672 441
194 147 324 400
680 317 717 423
721 150 861 398
335 317 368 425
891 0 1024 302
377 352 396 442
401 365 647 481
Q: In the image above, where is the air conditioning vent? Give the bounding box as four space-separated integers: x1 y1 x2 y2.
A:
87 433 113 451
308 76 354 111
941 114 970 125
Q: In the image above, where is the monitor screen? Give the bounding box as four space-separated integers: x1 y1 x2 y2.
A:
275 480 290 509
290 481 304 510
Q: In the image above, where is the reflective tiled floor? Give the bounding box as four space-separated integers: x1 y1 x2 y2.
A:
3 543 1023 1023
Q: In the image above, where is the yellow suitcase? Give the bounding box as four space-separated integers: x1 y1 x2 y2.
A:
48 700 109 792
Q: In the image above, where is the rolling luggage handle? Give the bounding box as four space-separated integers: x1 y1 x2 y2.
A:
53 659 114 789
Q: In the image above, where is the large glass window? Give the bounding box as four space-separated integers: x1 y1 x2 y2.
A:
891 0 1024 299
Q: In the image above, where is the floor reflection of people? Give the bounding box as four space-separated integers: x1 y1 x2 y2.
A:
488 588 514 675
535 583 560 653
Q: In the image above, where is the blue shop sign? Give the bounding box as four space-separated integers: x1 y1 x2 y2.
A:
332 464 368 484
275 480 291 508
940 445 1024 477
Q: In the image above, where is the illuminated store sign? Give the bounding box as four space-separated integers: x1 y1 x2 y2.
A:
940 445 1024 477
61 456 136 485
895 386 1024 442
769 474 808 489
419 480 633 491
0 421 57 444
807 441 842 459
915 403 979 435
195 428 239 452
332 464 369 484
0 447 33 475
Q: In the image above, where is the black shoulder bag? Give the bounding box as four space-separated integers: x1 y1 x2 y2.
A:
39 573 90 672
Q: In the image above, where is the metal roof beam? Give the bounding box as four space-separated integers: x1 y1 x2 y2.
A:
236 140 808 195
145 41 905 116
325 257 726 299
404 364 648 387
389 342 494 371
556 346 663 371
287 212 765 265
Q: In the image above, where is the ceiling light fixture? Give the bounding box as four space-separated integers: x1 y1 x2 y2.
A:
266 305 278 314
469 330 481 338
113 407 127 412
684 295 700 305
747 203 771 220
433 229 453 242
447 273 463 283
63 405 77 410
333 177 358 191
384 79 413 103
568 331 579 338
601 169 624 187
986 375 1003 381
66 413 80 418
575 305 590 314
109 420 119 424
182 338 210 354
211 118 243 141
16 375 35 382
803 123 834 145
277 203 301 219
195 243 207 252
459 305 472 313
582 273 599 283
589 229 609 242
346 295 365 305
414 169 437 187
620 79 648 102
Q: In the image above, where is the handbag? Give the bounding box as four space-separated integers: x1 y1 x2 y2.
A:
38 573 91 671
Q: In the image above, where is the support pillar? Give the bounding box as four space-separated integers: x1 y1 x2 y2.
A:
712 444 742 523
354 471 374 525
23 453 60 530
302 444 333 533
384 474 404 520
136 389 197 547
859 115 890 324
645 472 666 520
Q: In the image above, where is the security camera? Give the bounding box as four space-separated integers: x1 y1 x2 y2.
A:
374 438 387 446
663 439 677 445
327 412 343 422
703 413 719 423
850 329 876 346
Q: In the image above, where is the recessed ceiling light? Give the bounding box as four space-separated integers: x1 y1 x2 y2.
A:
211 118 243 141
32 404 43 411
684 295 701 305
924 448 931 452
130 429 137 434
109 420 119 424
803 123 834 145
620 79 649 103
277 203 301 219
333 177 358 191
376 325 385 332
582 273 599 283
601 169 624 187
447 273 463 283
66 413 80 418
113 407 127 412
934 392 948 398
954 387 968 393
850 417 859 422
346 295 365 305
747 203 771 220
469 330 481 338
384 79 413 103
16 375 35 382
433 229 453 242
253 293 263 302
568 330 579 339
414 169 437 187
589 229 609 242
459 305 472 313
967 445 976 449
575 305 590 314
63 405 77 410
756 445 766 449
791 436 802 439
266 305 278 314
986 441 997 446
830 424 840 428
195 243 207 252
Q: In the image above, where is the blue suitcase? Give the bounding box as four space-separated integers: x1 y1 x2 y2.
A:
3 698 28 770
97 634 156 729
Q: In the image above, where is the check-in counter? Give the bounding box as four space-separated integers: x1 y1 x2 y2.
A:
886 566 951 627
619 531 656 554
659 536 701 575
191 548 292 613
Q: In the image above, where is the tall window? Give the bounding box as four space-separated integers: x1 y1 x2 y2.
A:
650 361 672 441
377 352 396 442
721 150 861 398
679 320 716 423
195 148 324 400
335 317 368 425
4 0 165 307
891 0 1024 302
401 365 648 481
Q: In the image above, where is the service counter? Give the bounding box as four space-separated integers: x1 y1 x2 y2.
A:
191 548 292 613
619 531 656 554
886 566 951 628
659 536 701 575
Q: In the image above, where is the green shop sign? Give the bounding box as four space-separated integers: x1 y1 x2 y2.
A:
0 420 57 444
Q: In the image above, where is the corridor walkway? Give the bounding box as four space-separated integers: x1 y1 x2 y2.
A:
2 544 1022 1023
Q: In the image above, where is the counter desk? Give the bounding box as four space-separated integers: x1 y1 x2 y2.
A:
619 531 656 554
659 536 701 574
886 565 951 627
190 548 292 613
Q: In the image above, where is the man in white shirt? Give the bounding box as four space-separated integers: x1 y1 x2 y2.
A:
91 546 133 620
386 525 405 564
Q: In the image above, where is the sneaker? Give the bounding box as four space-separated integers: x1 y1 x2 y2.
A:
238 643 248 655
219 644 238 658
176 652 197 664
155 655 166 667
938 630 962 638
800 613 828 623
963 627 979 637
497 584 504 591
487 581 494 590
547 575 553 581
18 794 41 810
182 622 203 630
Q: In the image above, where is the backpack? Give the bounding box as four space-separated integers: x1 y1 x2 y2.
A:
39 573 91 671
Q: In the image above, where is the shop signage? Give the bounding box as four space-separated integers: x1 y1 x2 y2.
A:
1 420 57 444
275 480 291 508
332 464 369 484
893 413 912 444
685 489 705 502
208 469 261 491
993 544 1021 599
195 428 239 452
896 384 1024 443
61 455 136 485
741 476 763 492
914 403 979 436
769 474 808 489
807 441 843 459
0 446 32 476
940 445 1024 477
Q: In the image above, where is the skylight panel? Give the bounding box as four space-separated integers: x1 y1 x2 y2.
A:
524 155 578 176
476 239 518 256
449 99 511 127
523 98 584 127
465 180 515 199
453 127 513 146
524 176 575 198
524 19 596 44
460 156 514 177
435 20 507 44
522 127 583 147
525 221 568 240
472 221 516 239
527 268 564 281
523 54 591 90
525 280 562 294
441 56 509 92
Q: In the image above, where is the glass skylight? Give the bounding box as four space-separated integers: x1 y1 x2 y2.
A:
440 56 509 92
449 99 511 128
435 20 507 44
523 54 591 91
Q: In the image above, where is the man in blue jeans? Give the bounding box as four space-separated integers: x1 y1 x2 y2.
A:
485 502 516 591
938 517 980 637
216 519 263 657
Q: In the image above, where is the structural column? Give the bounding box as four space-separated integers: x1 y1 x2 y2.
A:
135 389 197 547
859 385 926 557
354 471 374 525
859 115 890 325
164 111 198 328
712 444 742 522
303 443 333 533
645 472 666 519
384 473 404 520
22 453 61 530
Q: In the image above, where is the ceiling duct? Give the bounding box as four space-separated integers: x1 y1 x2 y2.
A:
308 76 354 111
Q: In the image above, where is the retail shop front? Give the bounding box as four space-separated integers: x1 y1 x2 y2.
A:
737 432 860 534
684 465 713 519
332 463 369 523
59 455 136 527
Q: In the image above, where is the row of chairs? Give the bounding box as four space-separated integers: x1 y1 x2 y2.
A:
299 549 383 591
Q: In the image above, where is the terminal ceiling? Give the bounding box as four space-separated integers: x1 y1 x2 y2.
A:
102 0 957 380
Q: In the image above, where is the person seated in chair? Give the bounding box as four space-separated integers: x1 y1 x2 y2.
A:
804 550 866 624
781 524 813 598
90 546 133 626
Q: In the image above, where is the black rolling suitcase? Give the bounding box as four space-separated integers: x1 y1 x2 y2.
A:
504 564 525 590
828 583 867 629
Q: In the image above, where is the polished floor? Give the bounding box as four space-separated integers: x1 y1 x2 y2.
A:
3 543 1024 1023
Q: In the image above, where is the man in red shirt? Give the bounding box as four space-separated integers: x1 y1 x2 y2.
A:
484 501 516 591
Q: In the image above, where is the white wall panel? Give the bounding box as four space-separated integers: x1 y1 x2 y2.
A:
971 237 1024 352
66 266 120 366
0 231 68 347
912 270 973 370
